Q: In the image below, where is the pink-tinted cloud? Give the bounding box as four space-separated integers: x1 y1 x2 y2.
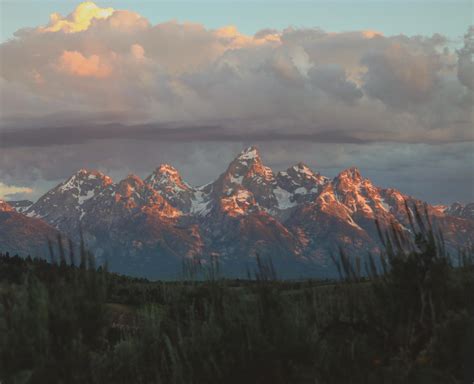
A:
57 50 112 78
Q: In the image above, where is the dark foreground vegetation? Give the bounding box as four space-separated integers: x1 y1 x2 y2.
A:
1 207 473 384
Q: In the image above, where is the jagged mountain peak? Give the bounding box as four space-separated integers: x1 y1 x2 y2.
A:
236 146 260 162
156 163 179 175
283 162 327 183
449 202 463 212
293 162 312 172
211 146 278 213
120 174 144 186
147 164 191 191
323 167 395 219
71 168 111 181
37 168 112 203
274 163 328 209
336 167 363 182
144 164 195 212
445 201 474 220
59 168 113 193
226 146 273 181
152 163 184 179
23 168 114 224
76 168 99 176
116 175 145 202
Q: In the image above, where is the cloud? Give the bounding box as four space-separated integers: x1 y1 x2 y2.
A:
0 182 33 199
457 26 474 91
130 44 145 60
39 2 114 34
1 3 471 145
57 50 112 78
361 30 383 39
0 2 472 203
361 42 441 108
308 65 363 104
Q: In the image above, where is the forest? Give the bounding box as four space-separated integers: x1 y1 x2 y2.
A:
1 207 473 384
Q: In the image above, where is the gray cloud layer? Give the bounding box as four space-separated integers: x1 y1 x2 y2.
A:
1 139 472 204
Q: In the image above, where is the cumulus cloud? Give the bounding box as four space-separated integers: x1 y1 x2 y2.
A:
361 42 440 108
1 2 471 144
39 2 114 33
309 65 363 104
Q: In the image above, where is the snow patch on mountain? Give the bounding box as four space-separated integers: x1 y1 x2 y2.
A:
238 146 259 161
78 190 95 205
379 197 390 212
274 186 297 210
190 190 212 216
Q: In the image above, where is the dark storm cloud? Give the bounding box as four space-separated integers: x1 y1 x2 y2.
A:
1 139 472 204
2 117 472 151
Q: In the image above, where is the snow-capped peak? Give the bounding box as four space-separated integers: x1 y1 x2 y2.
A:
147 164 191 191
156 164 180 177
293 162 311 173
287 163 328 183
221 146 270 184
24 169 113 223
144 164 196 212
237 146 260 161
274 163 327 208
59 169 112 193
208 146 280 214
115 175 145 200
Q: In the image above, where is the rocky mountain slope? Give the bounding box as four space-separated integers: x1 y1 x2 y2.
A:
7 200 33 213
0 200 60 257
443 202 474 221
4 147 474 278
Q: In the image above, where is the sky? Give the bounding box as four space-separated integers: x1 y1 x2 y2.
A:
0 0 473 203
1 1 472 42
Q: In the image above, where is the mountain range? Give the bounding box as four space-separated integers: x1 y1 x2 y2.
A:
2 146 473 278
